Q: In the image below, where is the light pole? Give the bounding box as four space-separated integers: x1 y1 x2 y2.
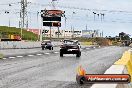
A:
37 11 40 41
100 13 105 21
40 14 43 41
57 26 59 39
5 11 10 27
20 11 23 40
71 26 73 38
72 12 76 39
8 4 12 27
64 17 67 39
93 12 96 21
97 14 99 19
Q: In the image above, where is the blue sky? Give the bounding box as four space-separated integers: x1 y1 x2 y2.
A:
0 0 132 37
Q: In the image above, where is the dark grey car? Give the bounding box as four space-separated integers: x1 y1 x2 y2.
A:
41 40 53 50
60 40 81 57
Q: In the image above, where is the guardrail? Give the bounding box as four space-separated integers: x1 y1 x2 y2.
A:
91 49 132 88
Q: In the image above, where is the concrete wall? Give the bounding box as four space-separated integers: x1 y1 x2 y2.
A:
0 41 62 49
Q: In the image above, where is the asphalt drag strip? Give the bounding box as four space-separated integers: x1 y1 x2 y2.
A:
0 46 129 88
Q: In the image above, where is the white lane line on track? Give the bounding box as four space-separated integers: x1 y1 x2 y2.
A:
9 57 15 59
36 54 42 56
3 58 7 59
16 56 23 58
86 48 90 49
54 52 59 54
44 53 50 55
93 47 96 48
28 55 34 57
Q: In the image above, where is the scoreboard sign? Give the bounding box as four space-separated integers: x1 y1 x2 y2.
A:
41 9 64 27
42 17 61 21
43 22 61 27
41 10 65 17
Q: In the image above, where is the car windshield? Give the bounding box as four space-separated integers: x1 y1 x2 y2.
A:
42 40 51 43
63 40 77 45
46 42 51 44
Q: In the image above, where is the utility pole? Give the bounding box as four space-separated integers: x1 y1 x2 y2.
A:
20 0 28 29
20 0 28 40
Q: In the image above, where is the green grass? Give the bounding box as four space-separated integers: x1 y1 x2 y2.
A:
81 42 93 45
0 26 39 41
0 53 3 59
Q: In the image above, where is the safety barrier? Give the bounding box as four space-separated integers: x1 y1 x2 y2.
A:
0 41 61 49
115 50 132 82
91 49 132 88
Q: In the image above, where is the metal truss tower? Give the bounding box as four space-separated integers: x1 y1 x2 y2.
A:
20 0 28 29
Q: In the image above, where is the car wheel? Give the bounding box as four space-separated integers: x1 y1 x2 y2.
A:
42 47 44 50
52 47 53 50
76 52 81 57
60 52 63 57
